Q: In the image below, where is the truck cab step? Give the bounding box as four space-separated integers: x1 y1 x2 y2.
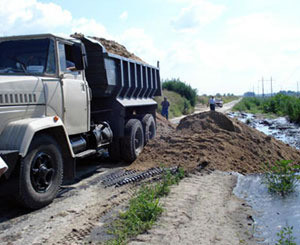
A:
75 149 96 159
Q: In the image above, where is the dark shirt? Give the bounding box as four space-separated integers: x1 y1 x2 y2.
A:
161 100 170 112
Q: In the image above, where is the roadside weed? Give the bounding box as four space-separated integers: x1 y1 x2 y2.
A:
276 225 296 245
263 160 300 196
106 167 185 245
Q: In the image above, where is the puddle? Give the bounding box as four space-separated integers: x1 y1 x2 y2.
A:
228 113 300 243
234 174 300 244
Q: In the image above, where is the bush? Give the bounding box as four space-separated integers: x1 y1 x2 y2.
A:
162 78 197 107
263 160 300 196
155 90 193 118
234 94 300 123
233 97 263 113
276 225 296 245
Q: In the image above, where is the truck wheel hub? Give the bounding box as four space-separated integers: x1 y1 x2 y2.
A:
31 152 54 193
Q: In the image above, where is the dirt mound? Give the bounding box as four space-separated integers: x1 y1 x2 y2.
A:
71 33 145 63
177 111 241 133
129 111 300 174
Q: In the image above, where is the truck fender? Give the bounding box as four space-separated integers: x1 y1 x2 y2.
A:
0 117 76 179
0 116 74 157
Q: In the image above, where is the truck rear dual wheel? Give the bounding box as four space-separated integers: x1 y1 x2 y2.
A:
17 135 63 209
122 119 144 163
142 114 156 144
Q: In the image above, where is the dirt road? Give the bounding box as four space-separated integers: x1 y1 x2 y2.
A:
170 99 241 124
0 161 135 244
130 172 257 245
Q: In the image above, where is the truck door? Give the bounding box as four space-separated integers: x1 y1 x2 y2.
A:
58 42 89 135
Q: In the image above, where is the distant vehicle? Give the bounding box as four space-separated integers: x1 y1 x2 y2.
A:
215 99 223 108
0 34 161 209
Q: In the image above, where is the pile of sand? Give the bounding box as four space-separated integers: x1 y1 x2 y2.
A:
129 111 300 174
71 33 145 63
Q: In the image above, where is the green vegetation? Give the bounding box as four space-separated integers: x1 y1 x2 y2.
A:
233 94 300 123
162 78 197 107
263 160 300 196
276 225 296 245
233 97 263 114
155 90 193 119
106 168 185 245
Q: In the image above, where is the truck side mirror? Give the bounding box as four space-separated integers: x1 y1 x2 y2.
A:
72 44 84 70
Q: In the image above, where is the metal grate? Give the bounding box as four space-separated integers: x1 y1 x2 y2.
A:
0 93 37 104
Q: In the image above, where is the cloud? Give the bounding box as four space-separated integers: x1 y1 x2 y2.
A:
0 0 73 35
0 0 109 38
118 28 166 65
120 11 128 21
163 11 300 94
171 0 226 32
71 18 111 38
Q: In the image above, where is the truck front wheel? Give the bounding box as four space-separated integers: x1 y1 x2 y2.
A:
122 119 144 163
17 135 63 209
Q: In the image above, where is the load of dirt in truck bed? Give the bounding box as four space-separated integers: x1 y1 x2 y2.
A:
129 111 300 174
71 33 145 63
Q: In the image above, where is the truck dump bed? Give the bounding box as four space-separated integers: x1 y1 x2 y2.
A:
79 37 162 101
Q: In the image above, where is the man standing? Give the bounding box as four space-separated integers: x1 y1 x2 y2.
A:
209 96 216 111
161 97 170 120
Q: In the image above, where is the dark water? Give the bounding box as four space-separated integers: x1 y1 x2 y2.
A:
229 112 300 244
234 174 300 244
229 112 300 150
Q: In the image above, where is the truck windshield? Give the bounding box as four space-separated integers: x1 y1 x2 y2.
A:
0 38 56 75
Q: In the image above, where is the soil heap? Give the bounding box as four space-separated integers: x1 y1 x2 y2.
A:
129 111 300 174
71 33 145 63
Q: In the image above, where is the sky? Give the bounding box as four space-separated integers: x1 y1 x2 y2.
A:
1 0 300 95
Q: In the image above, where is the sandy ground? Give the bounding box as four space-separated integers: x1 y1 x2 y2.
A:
0 165 135 245
129 172 257 245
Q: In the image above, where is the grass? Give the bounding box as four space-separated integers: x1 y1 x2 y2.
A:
276 225 296 245
155 90 194 119
106 168 185 245
263 160 300 196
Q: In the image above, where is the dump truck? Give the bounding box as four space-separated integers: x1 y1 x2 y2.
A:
0 34 161 209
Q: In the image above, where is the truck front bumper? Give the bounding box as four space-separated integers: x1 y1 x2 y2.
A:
0 157 8 178
0 151 19 179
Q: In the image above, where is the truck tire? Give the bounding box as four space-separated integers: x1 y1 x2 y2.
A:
142 114 156 144
16 135 63 209
108 138 122 162
122 119 144 163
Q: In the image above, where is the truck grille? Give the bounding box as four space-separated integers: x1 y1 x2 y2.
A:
0 93 37 105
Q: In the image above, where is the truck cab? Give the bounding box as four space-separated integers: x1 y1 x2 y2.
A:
0 34 161 209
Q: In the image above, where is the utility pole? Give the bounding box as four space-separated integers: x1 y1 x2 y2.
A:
259 76 274 97
297 81 299 97
270 76 273 97
258 77 265 97
262 76 264 97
